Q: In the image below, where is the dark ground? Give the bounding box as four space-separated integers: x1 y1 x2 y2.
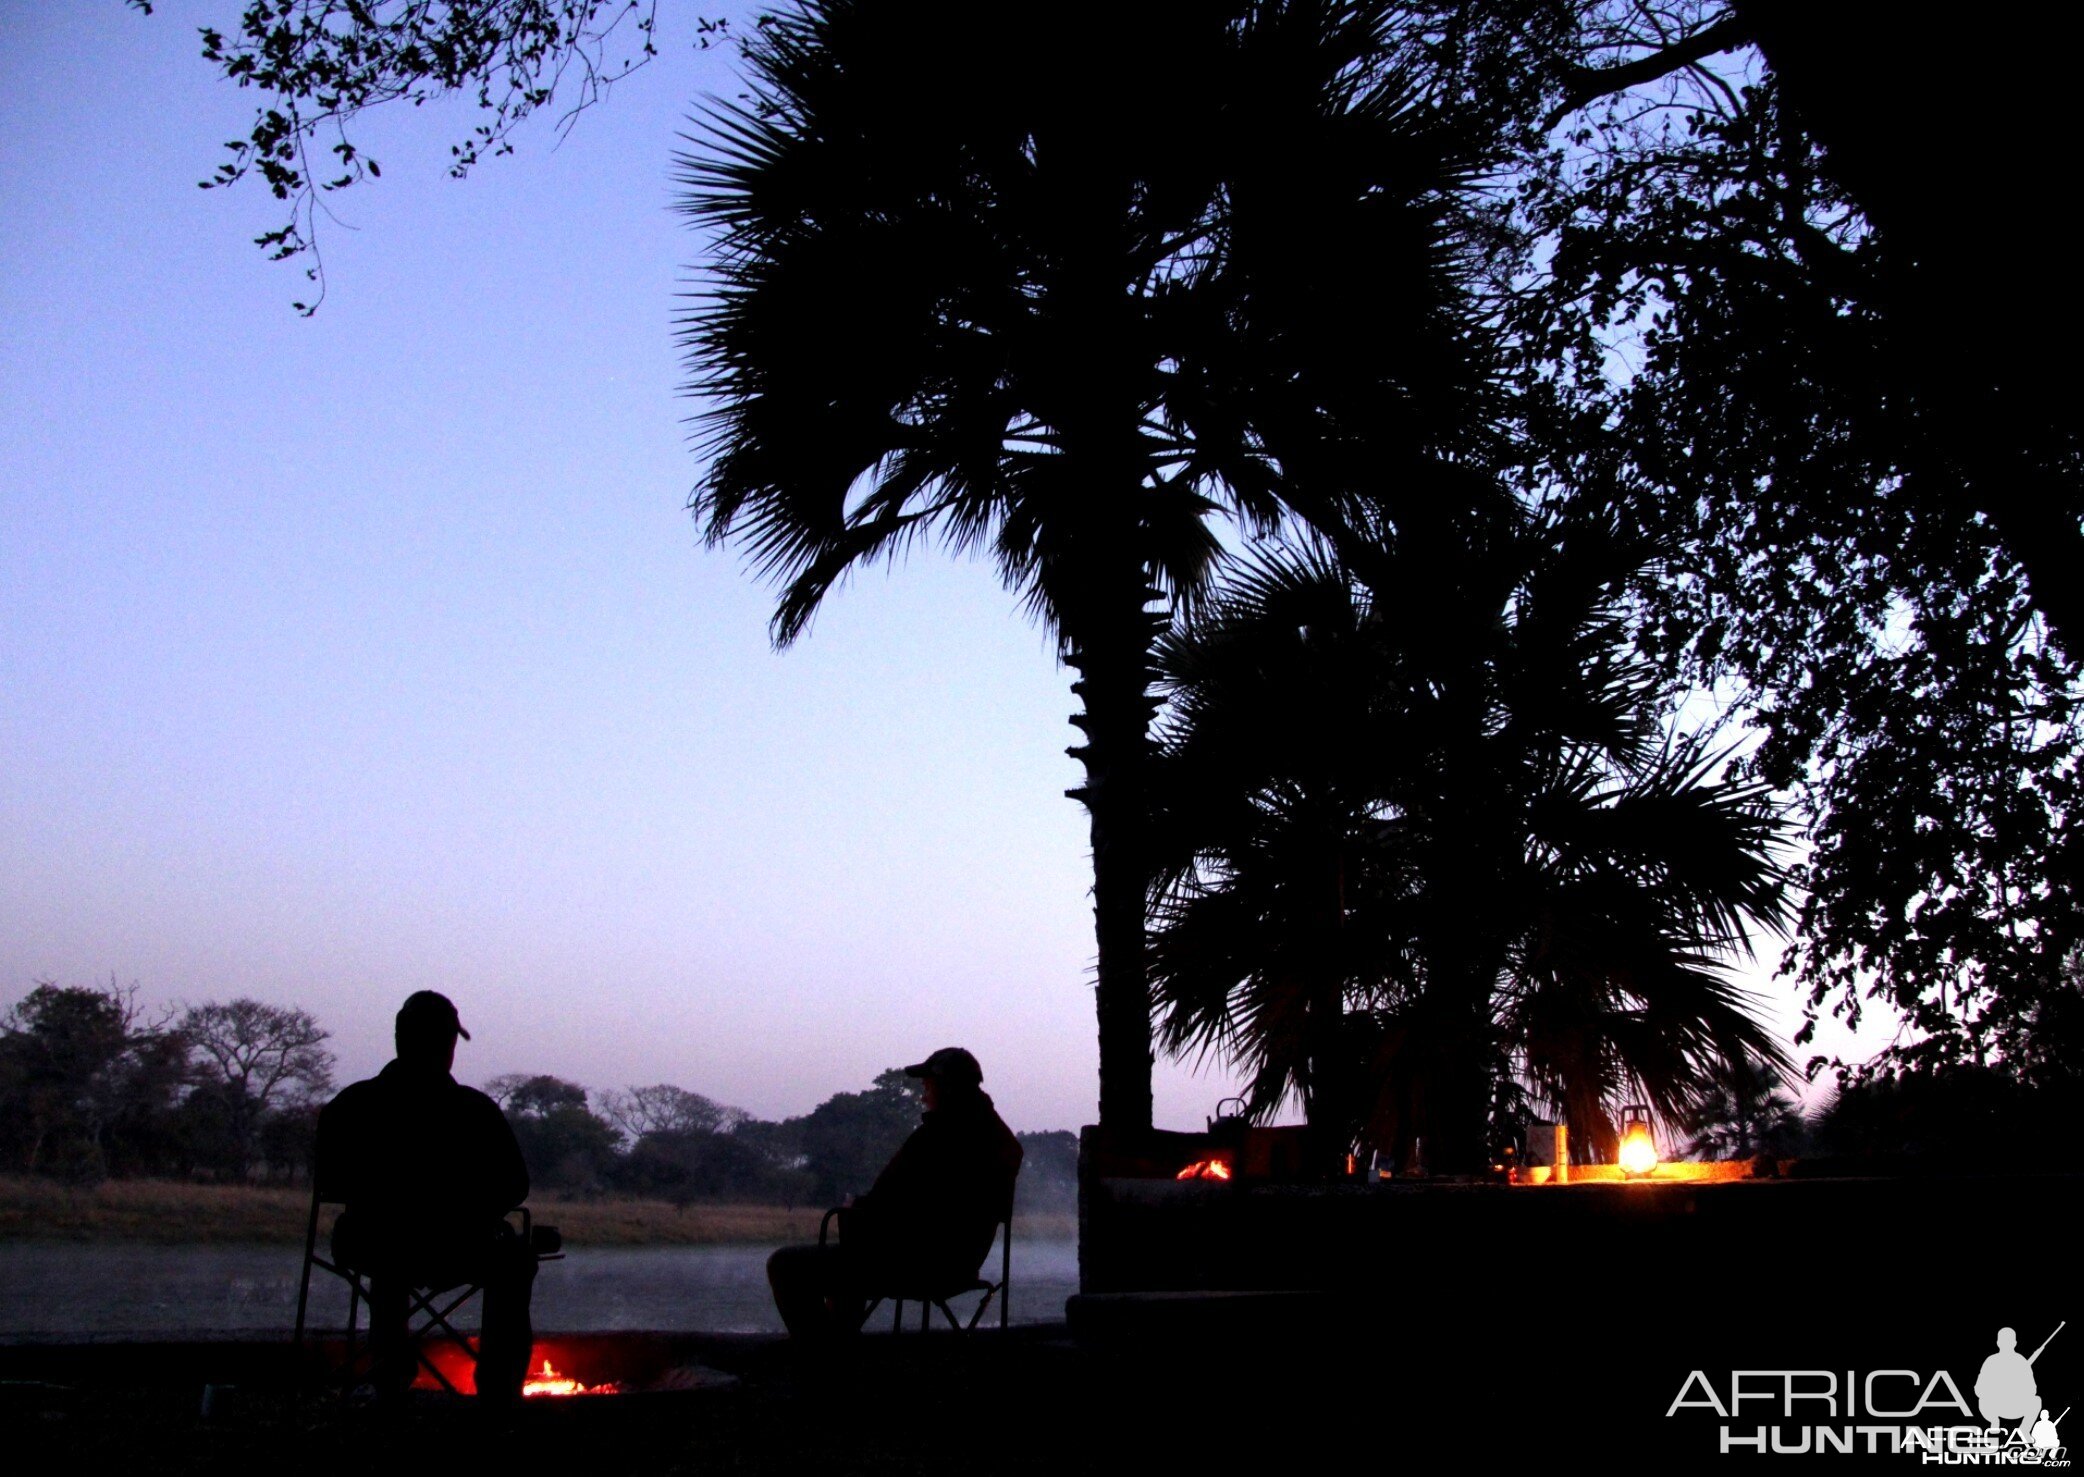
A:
7 1305 2065 1475
10 1172 2075 1474
2 1327 1354 1476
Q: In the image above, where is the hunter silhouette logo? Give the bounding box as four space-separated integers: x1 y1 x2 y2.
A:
1978 1323 2063 1434
1663 1317 2070 1458
2035 1409 2069 1458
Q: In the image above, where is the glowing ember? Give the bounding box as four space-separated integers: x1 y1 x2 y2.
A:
1176 1158 1233 1181
520 1359 616 1397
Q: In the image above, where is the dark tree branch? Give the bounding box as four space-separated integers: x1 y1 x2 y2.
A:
1547 13 1752 127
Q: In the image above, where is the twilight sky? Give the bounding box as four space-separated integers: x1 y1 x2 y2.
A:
0 4 1864 1132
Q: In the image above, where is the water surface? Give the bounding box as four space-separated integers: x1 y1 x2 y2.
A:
0 1238 1079 1339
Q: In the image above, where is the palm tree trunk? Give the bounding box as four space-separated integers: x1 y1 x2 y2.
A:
1064 566 1165 1135
1300 852 1349 1176
1418 840 1507 1176
1427 1019 1493 1176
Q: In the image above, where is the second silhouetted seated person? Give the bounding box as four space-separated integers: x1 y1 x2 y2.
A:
768 1047 1023 1338
317 991 537 1399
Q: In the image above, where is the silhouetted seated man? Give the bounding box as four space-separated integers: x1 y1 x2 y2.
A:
317 991 536 1399
768 1047 1023 1339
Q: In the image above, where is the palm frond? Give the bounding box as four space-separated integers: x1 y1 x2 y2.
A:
1147 497 1796 1160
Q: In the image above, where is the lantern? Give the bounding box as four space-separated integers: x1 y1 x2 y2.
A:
1618 1104 1658 1178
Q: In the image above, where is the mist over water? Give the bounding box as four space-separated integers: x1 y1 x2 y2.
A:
0 1238 1080 1339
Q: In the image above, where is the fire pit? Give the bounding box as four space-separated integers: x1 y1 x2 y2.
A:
522 1358 621 1398
1157 1098 1313 1184
401 1334 733 1398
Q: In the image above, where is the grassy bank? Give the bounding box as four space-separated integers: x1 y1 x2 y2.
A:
0 1177 1075 1246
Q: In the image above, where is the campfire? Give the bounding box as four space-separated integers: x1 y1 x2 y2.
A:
521 1358 622 1398
1176 1156 1233 1181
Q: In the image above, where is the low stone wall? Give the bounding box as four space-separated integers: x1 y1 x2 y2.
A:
1078 1130 2077 1324
1072 1153 2080 1450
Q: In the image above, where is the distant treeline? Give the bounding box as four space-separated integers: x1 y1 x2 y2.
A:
483 1068 1076 1209
0 981 1077 1208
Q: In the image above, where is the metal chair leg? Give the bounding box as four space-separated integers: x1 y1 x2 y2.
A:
294 1188 322 1350
346 1279 361 1389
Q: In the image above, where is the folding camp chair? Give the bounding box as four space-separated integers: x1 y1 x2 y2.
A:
820 1195 1014 1334
292 1181 558 1396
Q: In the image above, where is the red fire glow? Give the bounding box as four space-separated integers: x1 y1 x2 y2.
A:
1176 1158 1233 1181
521 1359 617 1397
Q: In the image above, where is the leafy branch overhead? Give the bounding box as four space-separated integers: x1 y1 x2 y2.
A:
139 0 2084 1097
1491 5 2084 1074
127 0 675 313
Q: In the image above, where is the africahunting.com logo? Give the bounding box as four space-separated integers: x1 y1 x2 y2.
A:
1666 1322 2068 1462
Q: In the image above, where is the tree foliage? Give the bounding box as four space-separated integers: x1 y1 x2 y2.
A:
0 981 187 1182
486 1071 588 1116
1476 3 2084 1077
0 986 1055 1200
618 1123 804 1205
129 0 671 312
487 1073 621 1189
598 1082 745 1142
677 0 1506 1130
1149 507 1793 1170
1680 1055 1803 1162
784 1067 918 1205
145 0 2084 1096
1012 1129 1078 1209
178 998 335 1177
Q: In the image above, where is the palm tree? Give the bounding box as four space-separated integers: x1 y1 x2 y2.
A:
1680 1056 1805 1161
1145 535 1440 1163
1148 504 1793 1170
675 1 1499 1131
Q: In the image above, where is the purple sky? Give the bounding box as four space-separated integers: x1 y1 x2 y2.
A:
0 5 1864 1133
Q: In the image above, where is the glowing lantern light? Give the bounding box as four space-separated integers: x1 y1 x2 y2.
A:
1617 1104 1658 1178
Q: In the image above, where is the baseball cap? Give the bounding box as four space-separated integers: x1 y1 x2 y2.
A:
396 990 470 1042
903 1046 982 1086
